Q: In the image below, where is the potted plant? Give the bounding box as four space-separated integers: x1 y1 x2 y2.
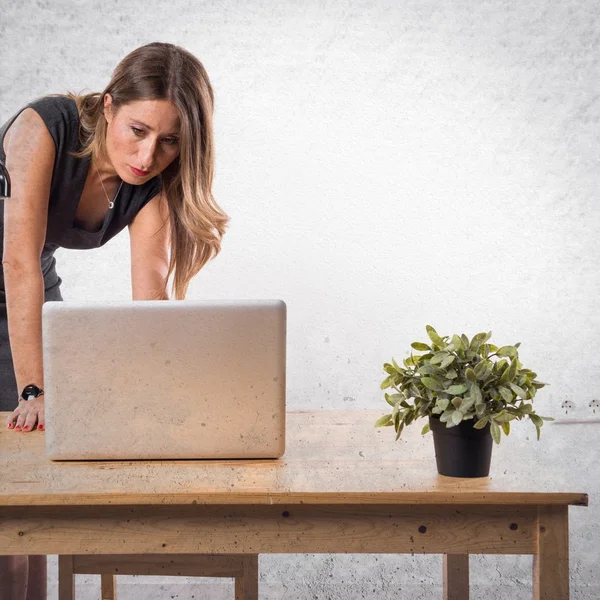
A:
375 326 552 477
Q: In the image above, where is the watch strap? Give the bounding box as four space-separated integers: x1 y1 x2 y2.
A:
20 384 44 401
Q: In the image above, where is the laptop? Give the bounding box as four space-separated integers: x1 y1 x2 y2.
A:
42 299 286 460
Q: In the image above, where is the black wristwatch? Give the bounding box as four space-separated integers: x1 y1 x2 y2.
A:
20 384 44 401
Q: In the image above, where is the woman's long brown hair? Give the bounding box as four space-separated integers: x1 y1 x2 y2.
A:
69 42 229 299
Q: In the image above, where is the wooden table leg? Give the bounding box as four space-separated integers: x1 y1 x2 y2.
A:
534 505 569 600
101 573 117 600
234 555 259 600
443 554 469 600
58 556 75 600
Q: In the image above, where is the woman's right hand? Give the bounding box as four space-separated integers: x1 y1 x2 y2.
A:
5 397 45 432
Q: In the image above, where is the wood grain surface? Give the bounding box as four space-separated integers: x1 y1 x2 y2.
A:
0 410 588 507
0 504 539 555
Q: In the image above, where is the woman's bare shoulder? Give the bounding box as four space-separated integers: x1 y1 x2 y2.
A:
3 108 55 162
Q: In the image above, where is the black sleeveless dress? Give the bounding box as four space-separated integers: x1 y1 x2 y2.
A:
0 95 162 410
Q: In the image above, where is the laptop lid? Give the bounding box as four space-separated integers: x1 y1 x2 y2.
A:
42 299 286 460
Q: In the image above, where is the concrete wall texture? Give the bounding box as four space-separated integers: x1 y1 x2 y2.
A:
1 0 598 598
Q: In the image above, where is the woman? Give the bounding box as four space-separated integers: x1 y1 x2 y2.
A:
0 42 228 599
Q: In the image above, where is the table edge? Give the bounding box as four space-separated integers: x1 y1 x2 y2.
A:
0 491 589 507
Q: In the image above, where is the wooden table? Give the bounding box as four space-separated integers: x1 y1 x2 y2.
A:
0 409 588 599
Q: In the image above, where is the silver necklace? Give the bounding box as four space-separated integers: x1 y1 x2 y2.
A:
94 160 123 210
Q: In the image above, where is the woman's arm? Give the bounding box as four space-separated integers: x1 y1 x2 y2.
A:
3 109 54 432
128 191 170 300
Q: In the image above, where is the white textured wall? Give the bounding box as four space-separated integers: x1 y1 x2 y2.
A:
1 0 599 598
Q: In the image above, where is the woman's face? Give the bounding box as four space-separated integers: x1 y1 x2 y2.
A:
103 94 181 184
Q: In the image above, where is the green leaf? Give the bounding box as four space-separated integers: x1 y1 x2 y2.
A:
430 351 450 365
421 377 445 392
411 342 431 351
529 414 543 440
490 421 501 444
418 402 432 416
482 362 494 381
445 368 458 380
421 422 431 435
380 376 393 389
451 397 462 410
387 393 405 404
506 359 518 383
474 359 488 378
426 325 445 347
395 421 405 441
384 393 395 407
496 346 518 358
508 382 527 398
518 403 533 414
460 397 475 413
440 354 456 369
530 414 543 428
451 410 463 426
498 386 514 403
461 334 470 348
470 332 488 352
495 359 509 373
418 364 444 376
482 343 498 358
392 357 402 371
408 385 422 400
447 384 468 395
501 421 510 436
473 417 488 429
465 368 476 382
475 403 486 416
383 363 397 375
439 410 454 423
374 414 393 427
494 412 517 423
451 334 463 350
436 398 450 411
470 383 483 404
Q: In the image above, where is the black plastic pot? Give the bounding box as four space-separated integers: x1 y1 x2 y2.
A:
429 415 493 478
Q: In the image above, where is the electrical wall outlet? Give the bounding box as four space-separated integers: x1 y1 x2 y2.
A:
561 400 576 415
553 398 600 425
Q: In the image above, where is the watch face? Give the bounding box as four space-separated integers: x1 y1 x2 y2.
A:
22 385 43 399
